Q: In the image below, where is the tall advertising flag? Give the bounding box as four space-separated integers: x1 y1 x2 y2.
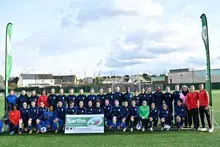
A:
5 23 13 112
200 14 213 125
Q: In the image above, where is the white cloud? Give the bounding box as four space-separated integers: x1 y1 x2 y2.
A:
113 0 164 16
0 0 220 78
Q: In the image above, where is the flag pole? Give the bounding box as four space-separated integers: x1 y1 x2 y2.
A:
4 22 12 117
200 14 214 129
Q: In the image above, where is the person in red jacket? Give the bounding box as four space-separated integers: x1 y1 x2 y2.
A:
186 85 199 130
9 105 20 135
38 90 49 108
199 84 213 132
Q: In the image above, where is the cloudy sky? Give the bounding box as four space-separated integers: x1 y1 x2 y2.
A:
0 0 220 78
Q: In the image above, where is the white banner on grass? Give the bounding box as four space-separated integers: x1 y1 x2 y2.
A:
64 114 104 134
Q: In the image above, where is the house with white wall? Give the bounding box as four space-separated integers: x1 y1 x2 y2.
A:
17 74 54 88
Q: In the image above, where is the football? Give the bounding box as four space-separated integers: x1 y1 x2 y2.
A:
41 127 47 133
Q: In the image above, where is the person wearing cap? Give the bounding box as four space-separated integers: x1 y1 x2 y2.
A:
138 100 150 131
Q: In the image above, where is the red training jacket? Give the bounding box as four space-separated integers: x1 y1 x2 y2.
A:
199 90 209 107
9 110 20 125
186 91 199 110
38 95 49 107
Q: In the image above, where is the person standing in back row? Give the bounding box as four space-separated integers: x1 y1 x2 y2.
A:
38 90 49 108
123 87 133 105
198 84 213 133
153 87 164 109
186 85 199 130
180 85 192 128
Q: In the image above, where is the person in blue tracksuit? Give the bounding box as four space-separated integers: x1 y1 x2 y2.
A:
67 88 77 107
133 90 140 106
123 87 133 105
28 101 38 134
159 103 170 131
17 90 29 109
149 103 159 131
29 90 39 107
48 88 57 108
139 88 147 105
105 87 114 106
146 87 154 106
153 87 164 109
114 86 123 106
122 101 130 132
175 99 186 130
76 101 86 114
19 102 29 134
129 100 139 131
76 89 87 106
173 85 181 107
86 100 94 114
163 86 173 125
94 100 103 114
36 102 47 133
6 90 17 111
111 100 123 130
56 88 67 107
97 88 105 107
53 101 66 133
103 99 112 128
67 101 77 115
44 105 55 130
87 89 97 107
0 120 3 133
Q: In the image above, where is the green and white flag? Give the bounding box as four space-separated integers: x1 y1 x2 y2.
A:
5 23 12 98
200 14 214 128
200 14 212 106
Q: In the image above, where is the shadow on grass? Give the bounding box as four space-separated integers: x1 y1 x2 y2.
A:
0 129 208 137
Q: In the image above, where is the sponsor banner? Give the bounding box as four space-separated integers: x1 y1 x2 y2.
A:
64 114 104 134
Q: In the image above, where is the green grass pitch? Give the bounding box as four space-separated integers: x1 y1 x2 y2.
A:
0 91 220 147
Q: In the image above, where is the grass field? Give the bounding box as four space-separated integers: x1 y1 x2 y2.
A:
0 91 220 147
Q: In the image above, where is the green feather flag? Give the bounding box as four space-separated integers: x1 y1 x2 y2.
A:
4 23 12 114
200 14 213 127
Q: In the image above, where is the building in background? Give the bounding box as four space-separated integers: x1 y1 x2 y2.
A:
150 75 168 90
17 74 54 88
53 75 77 87
118 75 149 84
168 68 220 84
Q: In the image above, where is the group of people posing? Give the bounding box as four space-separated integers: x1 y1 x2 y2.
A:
4 84 213 135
